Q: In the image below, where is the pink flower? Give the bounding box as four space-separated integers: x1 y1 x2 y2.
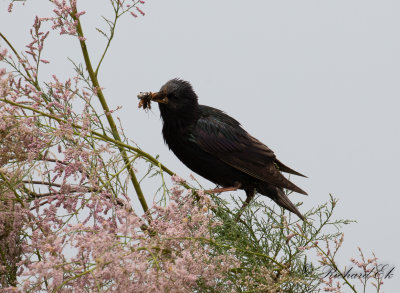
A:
171 174 186 184
136 6 145 16
0 48 8 60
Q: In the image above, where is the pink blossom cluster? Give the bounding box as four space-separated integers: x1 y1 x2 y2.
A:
350 248 385 290
17 183 239 292
1 17 52 97
317 235 385 292
25 17 50 68
33 0 86 40
0 48 8 61
0 73 48 166
112 0 146 18
321 276 342 293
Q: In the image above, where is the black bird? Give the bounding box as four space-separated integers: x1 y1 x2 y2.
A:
141 79 307 220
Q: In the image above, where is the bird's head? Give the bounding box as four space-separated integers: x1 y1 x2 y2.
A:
150 79 199 118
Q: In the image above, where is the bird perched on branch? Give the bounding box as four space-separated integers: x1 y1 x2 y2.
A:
138 79 307 220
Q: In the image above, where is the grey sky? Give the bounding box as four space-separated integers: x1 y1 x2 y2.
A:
1 0 399 291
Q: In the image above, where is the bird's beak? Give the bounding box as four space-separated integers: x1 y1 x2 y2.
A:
150 92 168 104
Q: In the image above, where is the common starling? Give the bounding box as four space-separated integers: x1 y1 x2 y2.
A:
139 79 307 220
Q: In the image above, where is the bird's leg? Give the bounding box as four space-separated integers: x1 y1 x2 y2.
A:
234 188 256 222
205 182 242 194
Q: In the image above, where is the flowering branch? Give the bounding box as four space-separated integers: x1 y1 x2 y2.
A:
0 98 175 176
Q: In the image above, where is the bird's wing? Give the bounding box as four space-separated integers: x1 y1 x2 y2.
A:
192 106 307 195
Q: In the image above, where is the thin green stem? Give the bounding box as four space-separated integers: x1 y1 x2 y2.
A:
71 8 148 213
94 6 119 77
52 265 98 292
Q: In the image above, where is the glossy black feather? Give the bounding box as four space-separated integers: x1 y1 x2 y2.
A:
155 79 307 220
192 106 307 195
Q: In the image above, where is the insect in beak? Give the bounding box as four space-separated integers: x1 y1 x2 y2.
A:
137 92 168 110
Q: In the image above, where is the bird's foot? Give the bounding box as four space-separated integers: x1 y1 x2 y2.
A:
205 183 242 194
234 189 256 222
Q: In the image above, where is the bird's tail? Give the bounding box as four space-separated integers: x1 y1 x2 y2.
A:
258 184 305 221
